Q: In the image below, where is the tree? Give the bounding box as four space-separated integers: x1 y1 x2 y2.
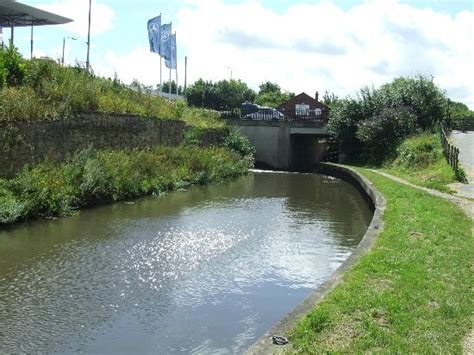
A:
185 79 255 110
328 75 447 162
258 81 281 95
356 107 417 162
254 81 294 108
322 91 339 108
184 79 214 108
160 80 182 95
448 100 474 120
0 42 26 87
376 76 446 128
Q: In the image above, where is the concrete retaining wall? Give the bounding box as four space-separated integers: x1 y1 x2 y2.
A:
233 119 329 170
246 163 386 354
237 122 290 169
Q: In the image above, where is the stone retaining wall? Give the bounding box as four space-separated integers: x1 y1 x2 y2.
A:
0 114 225 177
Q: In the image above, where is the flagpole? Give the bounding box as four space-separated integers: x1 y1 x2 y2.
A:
175 41 178 95
159 13 162 94
184 56 187 93
169 67 172 94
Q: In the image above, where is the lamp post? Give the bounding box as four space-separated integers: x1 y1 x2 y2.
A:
86 0 92 72
227 66 233 80
62 36 77 65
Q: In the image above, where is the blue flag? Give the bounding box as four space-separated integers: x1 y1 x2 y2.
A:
165 33 177 69
159 23 172 59
147 15 161 53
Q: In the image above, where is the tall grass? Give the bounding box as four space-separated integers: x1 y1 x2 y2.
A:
0 145 252 225
382 133 456 192
0 47 223 128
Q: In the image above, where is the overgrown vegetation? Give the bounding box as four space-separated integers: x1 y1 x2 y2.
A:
0 43 222 128
328 76 447 163
448 100 474 120
185 78 256 111
0 145 252 225
382 133 456 192
184 79 295 110
290 169 472 352
446 100 474 131
253 81 294 108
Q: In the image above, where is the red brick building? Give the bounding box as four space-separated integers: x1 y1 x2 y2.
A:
279 92 330 121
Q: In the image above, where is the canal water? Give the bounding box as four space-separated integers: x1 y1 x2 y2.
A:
0 171 372 354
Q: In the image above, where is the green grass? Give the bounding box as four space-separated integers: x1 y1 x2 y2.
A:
0 145 252 225
382 133 457 193
0 46 225 129
289 168 472 352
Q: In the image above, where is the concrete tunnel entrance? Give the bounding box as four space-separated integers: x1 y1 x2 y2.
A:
289 134 328 171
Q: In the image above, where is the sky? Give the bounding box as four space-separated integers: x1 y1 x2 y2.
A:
2 0 474 108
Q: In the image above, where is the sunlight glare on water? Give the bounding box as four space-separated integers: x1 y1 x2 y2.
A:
0 172 372 353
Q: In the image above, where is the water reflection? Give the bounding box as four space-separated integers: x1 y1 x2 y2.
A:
0 172 372 353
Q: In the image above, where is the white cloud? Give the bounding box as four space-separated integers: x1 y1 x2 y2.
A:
38 0 115 37
95 0 474 108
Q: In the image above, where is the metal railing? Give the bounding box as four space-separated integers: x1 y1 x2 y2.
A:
280 109 329 123
220 108 329 123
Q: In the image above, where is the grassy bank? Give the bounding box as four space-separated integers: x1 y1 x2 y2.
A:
381 133 457 193
289 168 472 352
0 145 252 226
0 44 223 128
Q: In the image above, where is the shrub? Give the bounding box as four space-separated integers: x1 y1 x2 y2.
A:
0 87 56 121
0 179 24 224
329 76 447 162
328 98 366 159
393 133 443 168
377 76 446 128
223 127 255 159
356 107 417 163
0 145 251 225
0 42 26 87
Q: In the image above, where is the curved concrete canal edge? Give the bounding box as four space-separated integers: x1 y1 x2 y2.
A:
246 163 387 354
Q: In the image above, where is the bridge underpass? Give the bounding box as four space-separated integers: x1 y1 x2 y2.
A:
232 119 330 171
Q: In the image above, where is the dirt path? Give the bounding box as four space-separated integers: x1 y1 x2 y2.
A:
369 170 473 353
370 170 472 218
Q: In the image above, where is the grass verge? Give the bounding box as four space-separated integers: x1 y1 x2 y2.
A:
0 145 252 226
382 133 457 193
289 168 472 352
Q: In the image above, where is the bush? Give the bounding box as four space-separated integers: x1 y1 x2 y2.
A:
377 76 446 128
223 127 255 159
392 133 443 168
328 76 447 162
0 179 24 224
0 42 26 87
0 86 56 121
0 145 252 225
328 97 366 159
356 107 417 163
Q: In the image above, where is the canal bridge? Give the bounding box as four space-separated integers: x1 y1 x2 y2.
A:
230 114 330 170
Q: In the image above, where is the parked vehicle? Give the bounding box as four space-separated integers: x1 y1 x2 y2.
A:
241 102 261 116
242 104 284 120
